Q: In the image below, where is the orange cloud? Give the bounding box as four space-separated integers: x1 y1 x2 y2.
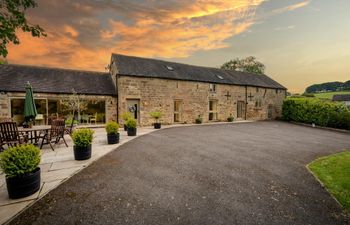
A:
8 30 109 71
272 1 310 14
7 0 263 71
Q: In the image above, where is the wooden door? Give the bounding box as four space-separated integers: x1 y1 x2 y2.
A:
237 101 246 119
268 104 273 119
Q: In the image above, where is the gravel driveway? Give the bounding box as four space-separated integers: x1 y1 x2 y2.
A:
9 121 350 225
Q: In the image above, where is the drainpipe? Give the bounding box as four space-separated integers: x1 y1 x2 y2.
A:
245 86 248 120
116 75 119 124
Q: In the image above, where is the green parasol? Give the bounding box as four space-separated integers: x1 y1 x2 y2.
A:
24 82 37 122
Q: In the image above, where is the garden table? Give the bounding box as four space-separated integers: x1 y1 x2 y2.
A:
18 125 51 147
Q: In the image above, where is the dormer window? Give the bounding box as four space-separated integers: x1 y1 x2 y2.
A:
209 83 216 92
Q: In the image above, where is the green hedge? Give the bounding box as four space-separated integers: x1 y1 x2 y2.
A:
72 128 94 147
282 98 350 130
0 144 41 177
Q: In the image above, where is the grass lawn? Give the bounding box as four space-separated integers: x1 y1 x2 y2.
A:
308 151 350 212
314 91 350 99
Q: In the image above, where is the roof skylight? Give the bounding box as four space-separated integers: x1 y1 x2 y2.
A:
166 65 174 71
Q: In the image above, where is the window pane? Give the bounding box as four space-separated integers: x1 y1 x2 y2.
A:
209 84 216 92
174 100 180 112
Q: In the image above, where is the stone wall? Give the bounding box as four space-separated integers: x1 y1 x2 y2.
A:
117 75 285 126
0 92 117 123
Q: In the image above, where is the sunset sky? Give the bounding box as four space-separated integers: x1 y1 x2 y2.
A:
6 0 350 93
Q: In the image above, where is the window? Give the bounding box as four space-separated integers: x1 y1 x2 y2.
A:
209 100 218 121
209 83 216 92
174 100 181 122
256 87 259 92
275 89 278 94
255 99 262 108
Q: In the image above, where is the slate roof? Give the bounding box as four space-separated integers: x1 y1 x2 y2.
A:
332 94 350 101
112 54 286 89
0 64 116 96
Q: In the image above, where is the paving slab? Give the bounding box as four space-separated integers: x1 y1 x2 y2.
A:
38 180 62 198
0 200 34 225
0 124 171 224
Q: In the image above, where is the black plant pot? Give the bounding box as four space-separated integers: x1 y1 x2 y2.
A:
6 167 41 199
107 133 120 144
124 124 128 131
74 145 92 160
154 123 161 129
127 127 137 136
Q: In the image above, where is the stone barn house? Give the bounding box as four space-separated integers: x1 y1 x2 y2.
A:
0 54 286 126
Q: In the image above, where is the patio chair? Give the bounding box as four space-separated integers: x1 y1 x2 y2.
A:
89 113 97 124
81 114 89 124
39 119 68 151
65 119 75 136
0 131 3 151
0 122 26 148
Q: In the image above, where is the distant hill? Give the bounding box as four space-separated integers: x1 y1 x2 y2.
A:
314 91 350 100
305 80 350 93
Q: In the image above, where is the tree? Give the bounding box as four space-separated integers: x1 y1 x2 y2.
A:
60 89 88 126
0 58 7 64
0 0 46 57
305 81 346 93
221 56 265 74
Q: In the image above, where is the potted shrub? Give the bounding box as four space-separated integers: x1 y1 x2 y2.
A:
72 128 94 160
195 115 202 124
150 111 162 129
121 112 132 131
106 121 120 144
126 118 137 136
0 144 41 199
227 114 234 122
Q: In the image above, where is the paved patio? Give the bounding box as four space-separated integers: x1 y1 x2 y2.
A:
0 126 157 224
0 121 251 224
